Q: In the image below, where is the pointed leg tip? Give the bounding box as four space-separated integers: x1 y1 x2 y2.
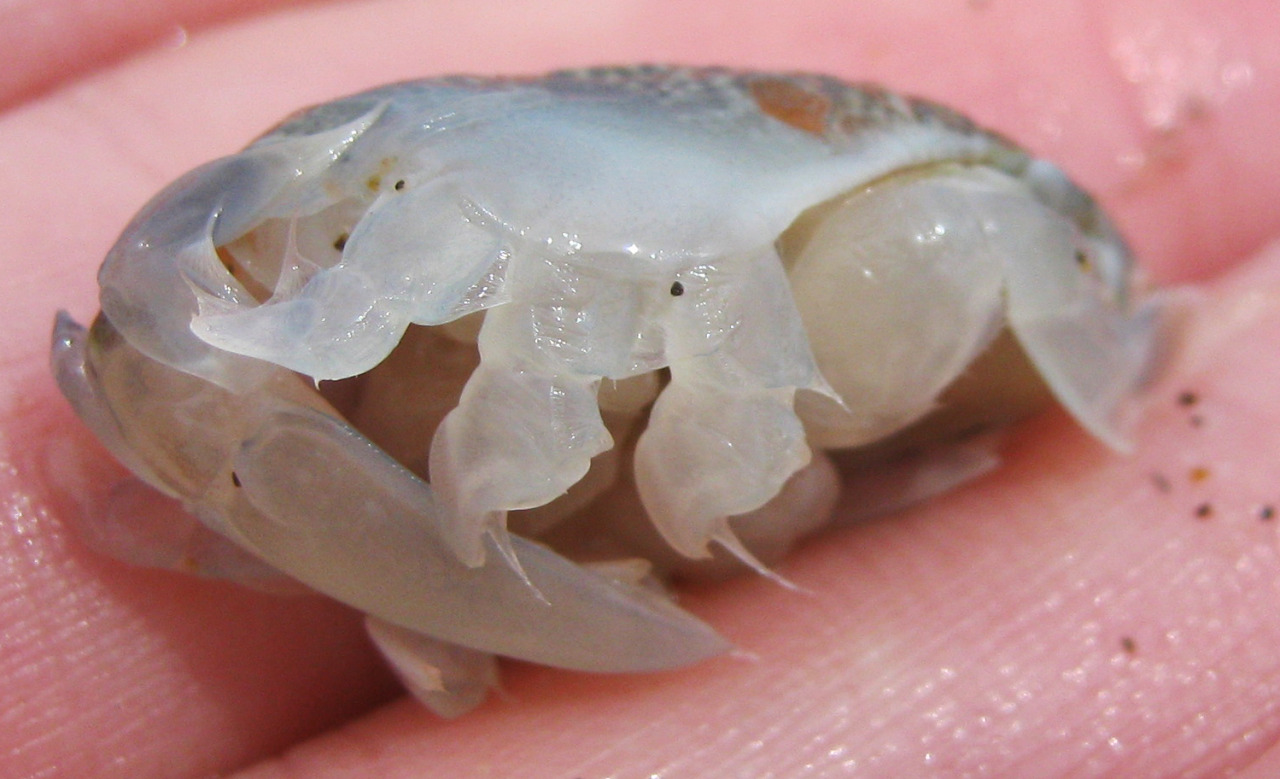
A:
712 527 807 593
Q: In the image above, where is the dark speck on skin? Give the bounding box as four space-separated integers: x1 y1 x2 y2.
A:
1151 473 1172 493
1177 391 1204 426
1194 502 1213 519
1261 505 1275 521
1121 636 1137 654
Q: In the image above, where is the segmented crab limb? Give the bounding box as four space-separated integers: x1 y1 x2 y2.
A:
64 311 718 670
666 247 830 391
51 313 169 491
97 112 380 388
192 185 510 381
633 375 811 562
723 449 841 566
428 362 612 566
364 616 498 718
985 187 1162 450
628 246 831 565
784 167 1024 450
191 268 412 382
342 185 511 325
831 433 1005 526
650 450 843 583
233 406 721 671
77 475 300 591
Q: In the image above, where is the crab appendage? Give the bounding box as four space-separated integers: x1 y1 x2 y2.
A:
428 362 612 567
94 109 387 388
633 370 812 564
365 616 499 718
191 183 509 382
622 245 834 567
986 188 1160 450
192 268 411 381
231 405 726 671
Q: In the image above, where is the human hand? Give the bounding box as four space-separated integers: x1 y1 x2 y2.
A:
2 1 1278 776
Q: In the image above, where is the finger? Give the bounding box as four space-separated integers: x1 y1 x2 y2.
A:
0 0 319 110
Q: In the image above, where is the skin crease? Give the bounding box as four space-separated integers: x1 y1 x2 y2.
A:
1 0 1278 776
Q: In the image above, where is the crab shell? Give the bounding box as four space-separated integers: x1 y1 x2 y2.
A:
51 67 1160 716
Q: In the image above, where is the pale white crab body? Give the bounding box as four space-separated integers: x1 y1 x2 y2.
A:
52 67 1160 716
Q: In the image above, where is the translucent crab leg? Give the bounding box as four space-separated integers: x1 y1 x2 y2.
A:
97 109 384 390
634 376 811 563
233 404 725 671
52 315 298 590
364 616 499 718
191 181 511 382
965 170 1163 450
633 246 830 562
427 362 612 567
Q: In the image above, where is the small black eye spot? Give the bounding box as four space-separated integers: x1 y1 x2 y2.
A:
231 471 242 488
669 281 685 297
393 179 406 191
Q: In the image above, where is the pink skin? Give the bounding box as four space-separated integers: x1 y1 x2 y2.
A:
2 0 1278 776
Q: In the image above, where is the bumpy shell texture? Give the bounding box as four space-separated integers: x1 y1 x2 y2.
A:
51 66 1161 716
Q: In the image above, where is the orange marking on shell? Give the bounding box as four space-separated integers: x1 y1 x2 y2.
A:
748 78 831 136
